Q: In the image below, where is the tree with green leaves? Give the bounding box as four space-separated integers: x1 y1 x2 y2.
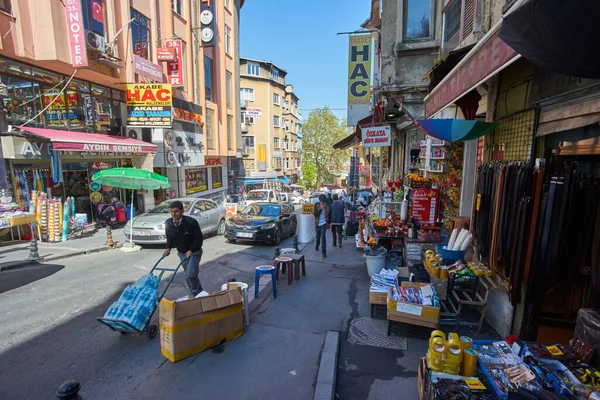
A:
299 107 352 190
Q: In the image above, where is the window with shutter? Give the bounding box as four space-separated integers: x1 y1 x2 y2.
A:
462 0 476 40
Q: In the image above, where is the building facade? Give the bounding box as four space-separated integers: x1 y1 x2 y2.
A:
0 0 244 217
240 57 300 185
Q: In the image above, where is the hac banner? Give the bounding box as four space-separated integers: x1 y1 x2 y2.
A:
347 34 372 126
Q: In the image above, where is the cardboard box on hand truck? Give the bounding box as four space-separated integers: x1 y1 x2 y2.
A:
159 288 244 362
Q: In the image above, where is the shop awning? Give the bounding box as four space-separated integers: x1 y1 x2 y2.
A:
415 119 498 142
278 176 291 184
333 114 376 149
424 0 528 118
499 0 600 79
15 127 157 153
243 178 275 185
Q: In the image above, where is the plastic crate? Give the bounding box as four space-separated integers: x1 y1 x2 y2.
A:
449 272 478 295
472 340 509 400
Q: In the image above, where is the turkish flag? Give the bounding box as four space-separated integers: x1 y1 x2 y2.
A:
92 0 104 24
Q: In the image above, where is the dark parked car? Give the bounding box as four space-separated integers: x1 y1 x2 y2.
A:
225 202 297 245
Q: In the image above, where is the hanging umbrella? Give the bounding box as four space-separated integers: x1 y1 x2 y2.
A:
92 168 171 247
415 119 498 143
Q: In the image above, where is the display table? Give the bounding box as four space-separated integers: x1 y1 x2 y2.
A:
297 213 315 243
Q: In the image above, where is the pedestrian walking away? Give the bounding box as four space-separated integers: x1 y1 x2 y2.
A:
330 193 345 248
162 200 205 296
326 192 333 206
313 194 330 258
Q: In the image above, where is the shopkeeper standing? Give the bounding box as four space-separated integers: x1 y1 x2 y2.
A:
162 201 204 297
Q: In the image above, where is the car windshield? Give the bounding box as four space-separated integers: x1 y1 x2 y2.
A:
241 204 281 217
148 200 192 213
309 193 322 199
246 191 268 200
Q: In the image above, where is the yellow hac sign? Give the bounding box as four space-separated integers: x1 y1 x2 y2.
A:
347 35 372 107
302 204 315 214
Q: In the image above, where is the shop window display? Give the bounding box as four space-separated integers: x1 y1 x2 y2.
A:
2 74 44 127
212 167 223 189
185 168 208 195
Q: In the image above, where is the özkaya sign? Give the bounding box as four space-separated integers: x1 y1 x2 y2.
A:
347 34 372 126
126 84 173 127
133 54 164 82
65 0 88 67
362 126 391 147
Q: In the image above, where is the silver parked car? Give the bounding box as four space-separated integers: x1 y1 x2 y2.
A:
124 198 226 245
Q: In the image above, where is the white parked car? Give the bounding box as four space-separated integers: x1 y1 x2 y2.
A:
291 194 305 205
307 192 326 205
124 198 226 244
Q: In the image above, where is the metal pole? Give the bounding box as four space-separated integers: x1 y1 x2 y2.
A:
130 189 134 246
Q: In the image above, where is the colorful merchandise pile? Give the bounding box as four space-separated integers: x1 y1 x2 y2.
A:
421 329 495 399
28 190 78 242
470 338 600 399
103 274 160 331
390 282 439 308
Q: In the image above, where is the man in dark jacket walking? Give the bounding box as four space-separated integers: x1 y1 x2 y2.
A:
313 194 330 258
162 200 204 296
330 194 345 248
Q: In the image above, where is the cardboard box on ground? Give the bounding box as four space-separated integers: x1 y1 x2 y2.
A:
159 286 244 362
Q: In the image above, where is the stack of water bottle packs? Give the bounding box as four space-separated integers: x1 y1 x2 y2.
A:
103 274 161 331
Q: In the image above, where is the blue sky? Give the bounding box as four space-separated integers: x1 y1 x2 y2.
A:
239 0 371 121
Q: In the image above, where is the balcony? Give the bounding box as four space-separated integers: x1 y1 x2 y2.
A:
242 146 255 157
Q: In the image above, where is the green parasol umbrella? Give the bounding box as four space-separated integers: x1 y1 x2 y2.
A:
92 168 171 246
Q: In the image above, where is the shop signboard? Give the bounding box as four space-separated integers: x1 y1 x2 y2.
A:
224 203 238 220
361 125 391 148
302 204 314 214
411 188 439 225
165 40 184 87
347 34 372 126
126 84 172 127
65 0 88 67
157 47 176 61
133 54 164 82
173 108 203 125
205 157 222 166
425 31 519 118
185 168 208 194
246 108 262 118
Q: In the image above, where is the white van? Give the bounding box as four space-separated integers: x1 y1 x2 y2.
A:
239 189 281 207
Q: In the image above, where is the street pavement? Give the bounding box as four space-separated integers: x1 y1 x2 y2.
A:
0 230 295 400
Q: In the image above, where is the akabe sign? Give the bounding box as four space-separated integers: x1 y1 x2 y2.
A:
361 126 391 148
126 84 173 127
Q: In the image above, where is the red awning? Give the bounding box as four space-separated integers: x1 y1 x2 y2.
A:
333 115 377 149
16 127 157 153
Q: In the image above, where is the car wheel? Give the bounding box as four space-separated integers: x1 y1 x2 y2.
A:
217 219 226 235
273 228 282 245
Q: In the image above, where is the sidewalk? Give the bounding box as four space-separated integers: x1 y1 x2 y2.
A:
0 227 121 271
131 234 500 400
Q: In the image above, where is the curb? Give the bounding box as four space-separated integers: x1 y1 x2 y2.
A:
314 331 341 400
0 242 123 272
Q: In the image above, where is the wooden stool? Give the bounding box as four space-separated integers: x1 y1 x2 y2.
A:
274 257 293 285
287 254 306 281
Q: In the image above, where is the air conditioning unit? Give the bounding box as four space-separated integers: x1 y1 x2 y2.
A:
85 30 106 52
228 170 235 177
125 127 142 139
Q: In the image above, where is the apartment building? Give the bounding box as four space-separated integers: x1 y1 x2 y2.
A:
240 57 300 185
0 0 244 213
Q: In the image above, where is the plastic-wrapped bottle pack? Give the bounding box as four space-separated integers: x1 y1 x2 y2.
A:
103 274 159 330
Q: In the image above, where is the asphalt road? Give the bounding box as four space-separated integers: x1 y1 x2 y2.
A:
0 231 297 400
